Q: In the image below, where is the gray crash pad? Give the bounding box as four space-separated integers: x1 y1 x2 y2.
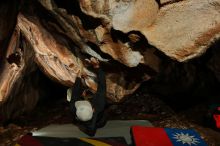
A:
32 120 153 144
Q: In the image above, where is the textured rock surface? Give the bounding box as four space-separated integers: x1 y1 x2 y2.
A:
0 0 220 119
17 12 149 102
0 28 23 102
143 0 220 62
95 26 144 67
80 0 220 62
79 0 159 31
79 0 159 67
18 14 81 87
0 26 40 119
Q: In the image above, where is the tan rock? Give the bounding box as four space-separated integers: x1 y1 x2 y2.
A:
80 0 220 62
95 26 144 67
110 0 159 33
142 0 220 62
17 13 150 102
79 0 159 32
0 26 40 119
0 27 22 102
18 14 82 86
106 72 144 102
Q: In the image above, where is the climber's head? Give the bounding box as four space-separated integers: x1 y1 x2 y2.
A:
75 100 94 121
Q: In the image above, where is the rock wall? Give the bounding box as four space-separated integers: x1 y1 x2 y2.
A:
0 0 220 119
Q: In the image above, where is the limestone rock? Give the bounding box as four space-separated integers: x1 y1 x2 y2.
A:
79 0 159 32
142 0 220 61
1 0 220 120
18 14 82 87
80 0 220 62
95 26 144 67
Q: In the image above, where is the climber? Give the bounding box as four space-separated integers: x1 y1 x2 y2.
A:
68 57 107 136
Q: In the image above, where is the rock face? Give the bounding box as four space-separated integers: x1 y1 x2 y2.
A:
143 0 220 62
0 0 220 119
80 0 220 62
79 0 159 32
17 14 81 87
